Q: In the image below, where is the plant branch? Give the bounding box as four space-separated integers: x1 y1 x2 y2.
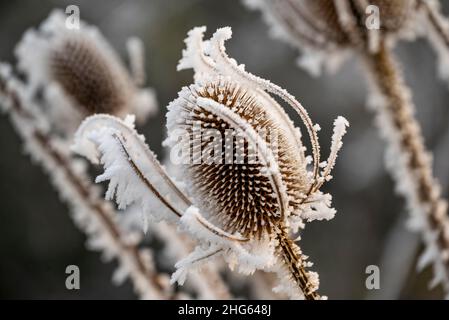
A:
276 227 321 300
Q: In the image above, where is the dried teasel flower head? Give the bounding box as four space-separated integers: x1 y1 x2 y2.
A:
72 26 348 300
167 77 310 239
164 26 349 298
15 10 157 134
244 0 421 75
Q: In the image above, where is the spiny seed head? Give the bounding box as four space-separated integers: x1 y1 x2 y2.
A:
50 36 131 114
247 0 418 51
167 27 347 240
371 0 417 33
15 10 156 129
168 77 309 238
51 35 133 115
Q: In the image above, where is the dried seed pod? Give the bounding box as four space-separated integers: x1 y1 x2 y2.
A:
246 0 449 296
244 0 420 73
73 26 348 300
50 35 131 115
15 10 156 134
165 27 349 299
167 77 309 239
249 0 418 47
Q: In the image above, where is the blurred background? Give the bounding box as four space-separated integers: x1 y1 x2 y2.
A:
1 0 449 299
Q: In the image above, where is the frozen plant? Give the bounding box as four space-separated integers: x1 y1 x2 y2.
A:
244 0 449 296
73 26 349 300
1 10 242 300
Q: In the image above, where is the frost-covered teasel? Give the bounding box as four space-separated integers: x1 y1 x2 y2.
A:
243 0 420 75
73 27 349 300
15 10 157 134
245 0 449 297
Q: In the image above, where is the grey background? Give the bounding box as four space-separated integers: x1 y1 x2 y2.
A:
0 0 448 299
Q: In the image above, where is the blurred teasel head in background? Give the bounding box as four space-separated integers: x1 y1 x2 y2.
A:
14 10 157 135
243 0 445 75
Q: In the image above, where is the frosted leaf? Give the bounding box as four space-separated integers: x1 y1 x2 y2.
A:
73 114 190 229
318 116 349 185
177 26 215 78
174 206 276 281
171 244 223 286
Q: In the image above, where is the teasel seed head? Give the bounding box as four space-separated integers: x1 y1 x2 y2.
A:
50 35 131 115
72 26 348 299
15 10 157 133
163 26 349 298
244 0 420 74
168 76 310 239
166 26 349 240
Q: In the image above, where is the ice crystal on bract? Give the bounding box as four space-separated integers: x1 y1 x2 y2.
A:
15 10 157 134
73 26 349 300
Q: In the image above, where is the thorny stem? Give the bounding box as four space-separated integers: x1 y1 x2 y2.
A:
276 227 320 300
0 76 170 299
363 41 449 284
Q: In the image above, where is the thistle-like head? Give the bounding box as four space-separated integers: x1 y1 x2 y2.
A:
72 26 349 299
15 10 156 133
166 26 349 240
245 0 420 74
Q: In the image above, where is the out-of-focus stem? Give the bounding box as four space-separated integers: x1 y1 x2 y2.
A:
0 74 170 299
362 40 449 294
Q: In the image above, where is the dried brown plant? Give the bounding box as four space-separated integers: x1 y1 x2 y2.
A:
245 0 449 296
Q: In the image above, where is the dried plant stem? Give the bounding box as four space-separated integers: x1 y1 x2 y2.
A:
362 41 449 292
0 75 170 299
276 227 320 300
